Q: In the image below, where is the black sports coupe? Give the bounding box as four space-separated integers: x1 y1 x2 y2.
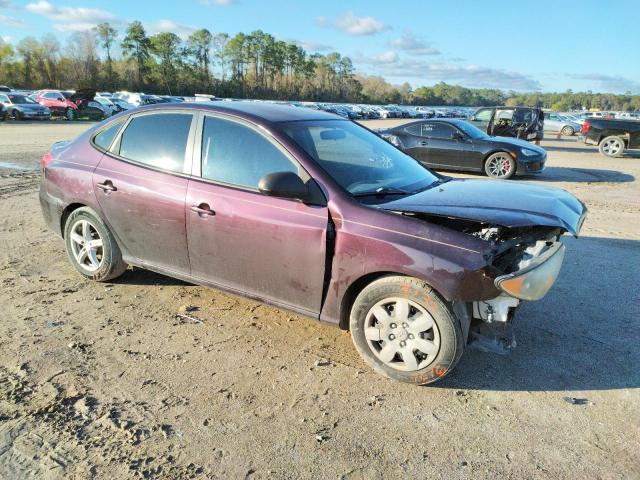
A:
378 119 546 179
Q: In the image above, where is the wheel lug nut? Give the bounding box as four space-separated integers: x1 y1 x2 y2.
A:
400 341 406 347
389 334 395 340
408 334 414 339
390 323 396 329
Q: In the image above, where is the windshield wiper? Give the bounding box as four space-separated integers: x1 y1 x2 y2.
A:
353 186 413 198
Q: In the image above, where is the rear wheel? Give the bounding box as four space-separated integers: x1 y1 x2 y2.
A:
484 152 516 179
349 276 464 385
64 207 127 281
561 126 575 136
599 136 625 157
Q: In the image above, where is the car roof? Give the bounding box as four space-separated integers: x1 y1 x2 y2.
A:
133 100 341 123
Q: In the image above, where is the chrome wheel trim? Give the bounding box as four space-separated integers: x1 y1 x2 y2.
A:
487 154 512 178
364 297 440 372
69 219 104 273
602 138 623 156
561 126 573 135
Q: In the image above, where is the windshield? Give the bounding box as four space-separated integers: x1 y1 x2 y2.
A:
455 121 489 139
280 120 439 196
7 95 35 105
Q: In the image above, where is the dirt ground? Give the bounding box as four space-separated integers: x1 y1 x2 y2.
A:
0 120 638 479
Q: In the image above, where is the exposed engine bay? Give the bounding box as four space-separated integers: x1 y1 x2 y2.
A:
398 211 566 354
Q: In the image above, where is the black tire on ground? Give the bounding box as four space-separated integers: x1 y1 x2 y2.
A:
65 108 76 121
63 207 127 282
484 152 516 179
349 276 464 385
598 135 625 158
10 109 22 121
561 126 575 136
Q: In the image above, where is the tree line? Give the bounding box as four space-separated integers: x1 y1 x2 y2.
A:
0 22 638 111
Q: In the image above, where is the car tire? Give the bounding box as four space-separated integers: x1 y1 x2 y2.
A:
65 108 76 121
349 276 464 385
561 126 575 136
484 152 516 179
598 136 625 157
64 207 127 282
10 109 22 121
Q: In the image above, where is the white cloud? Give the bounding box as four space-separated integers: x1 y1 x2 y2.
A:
371 51 399 63
389 31 439 56
294 40 333 52
358 53 542 91
0 13 24 27
318 11 388 36
566 73 640 94
146 19 199 39
25 1 117 32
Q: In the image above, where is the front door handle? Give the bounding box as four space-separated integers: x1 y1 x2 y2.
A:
190 203 215 217
419 140 429 146
96 180 117 192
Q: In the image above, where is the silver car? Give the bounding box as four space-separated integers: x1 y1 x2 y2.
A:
543 112 582 136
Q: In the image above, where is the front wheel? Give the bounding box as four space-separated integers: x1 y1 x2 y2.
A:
561 126 575 136
599 136 625 157
64 207 127 281
350 276 464 385
65 108 76 121
10 109 22 121
484 152 516 179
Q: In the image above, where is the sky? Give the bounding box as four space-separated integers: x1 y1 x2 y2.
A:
1 0 639 93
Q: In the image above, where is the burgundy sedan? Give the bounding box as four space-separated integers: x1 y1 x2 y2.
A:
39 102 586 385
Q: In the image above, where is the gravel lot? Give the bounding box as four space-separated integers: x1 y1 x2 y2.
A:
0 120 638 479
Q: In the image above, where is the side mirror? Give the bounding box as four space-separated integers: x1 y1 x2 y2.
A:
258 171 308 200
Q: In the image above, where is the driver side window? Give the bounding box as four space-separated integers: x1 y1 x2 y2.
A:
201 116 299 190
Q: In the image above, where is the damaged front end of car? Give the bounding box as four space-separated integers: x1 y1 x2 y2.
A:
380 179 587 354
399 212 584 354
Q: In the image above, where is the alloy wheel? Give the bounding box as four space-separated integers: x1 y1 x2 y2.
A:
601 138 623 156
364 297 440 372
487 154 512 178
69 219 104 272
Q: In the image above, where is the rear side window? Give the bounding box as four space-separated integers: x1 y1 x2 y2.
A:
94 120 125 151
421 123 455 139
404 124 422 135
200 116 298 189
119 113 192 172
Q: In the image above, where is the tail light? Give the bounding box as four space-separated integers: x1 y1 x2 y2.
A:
41 151 54 170
581 120 590 134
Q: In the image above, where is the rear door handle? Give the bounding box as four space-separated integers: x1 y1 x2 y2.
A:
190 203 215 217
96 180 117 192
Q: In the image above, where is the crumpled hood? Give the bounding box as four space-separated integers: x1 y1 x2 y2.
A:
381 179 587 236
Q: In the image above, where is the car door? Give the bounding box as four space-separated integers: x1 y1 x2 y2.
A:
186 113 328 316
468 108 493 133
418 122 465 168
400 123 430 164
92 111 196 274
